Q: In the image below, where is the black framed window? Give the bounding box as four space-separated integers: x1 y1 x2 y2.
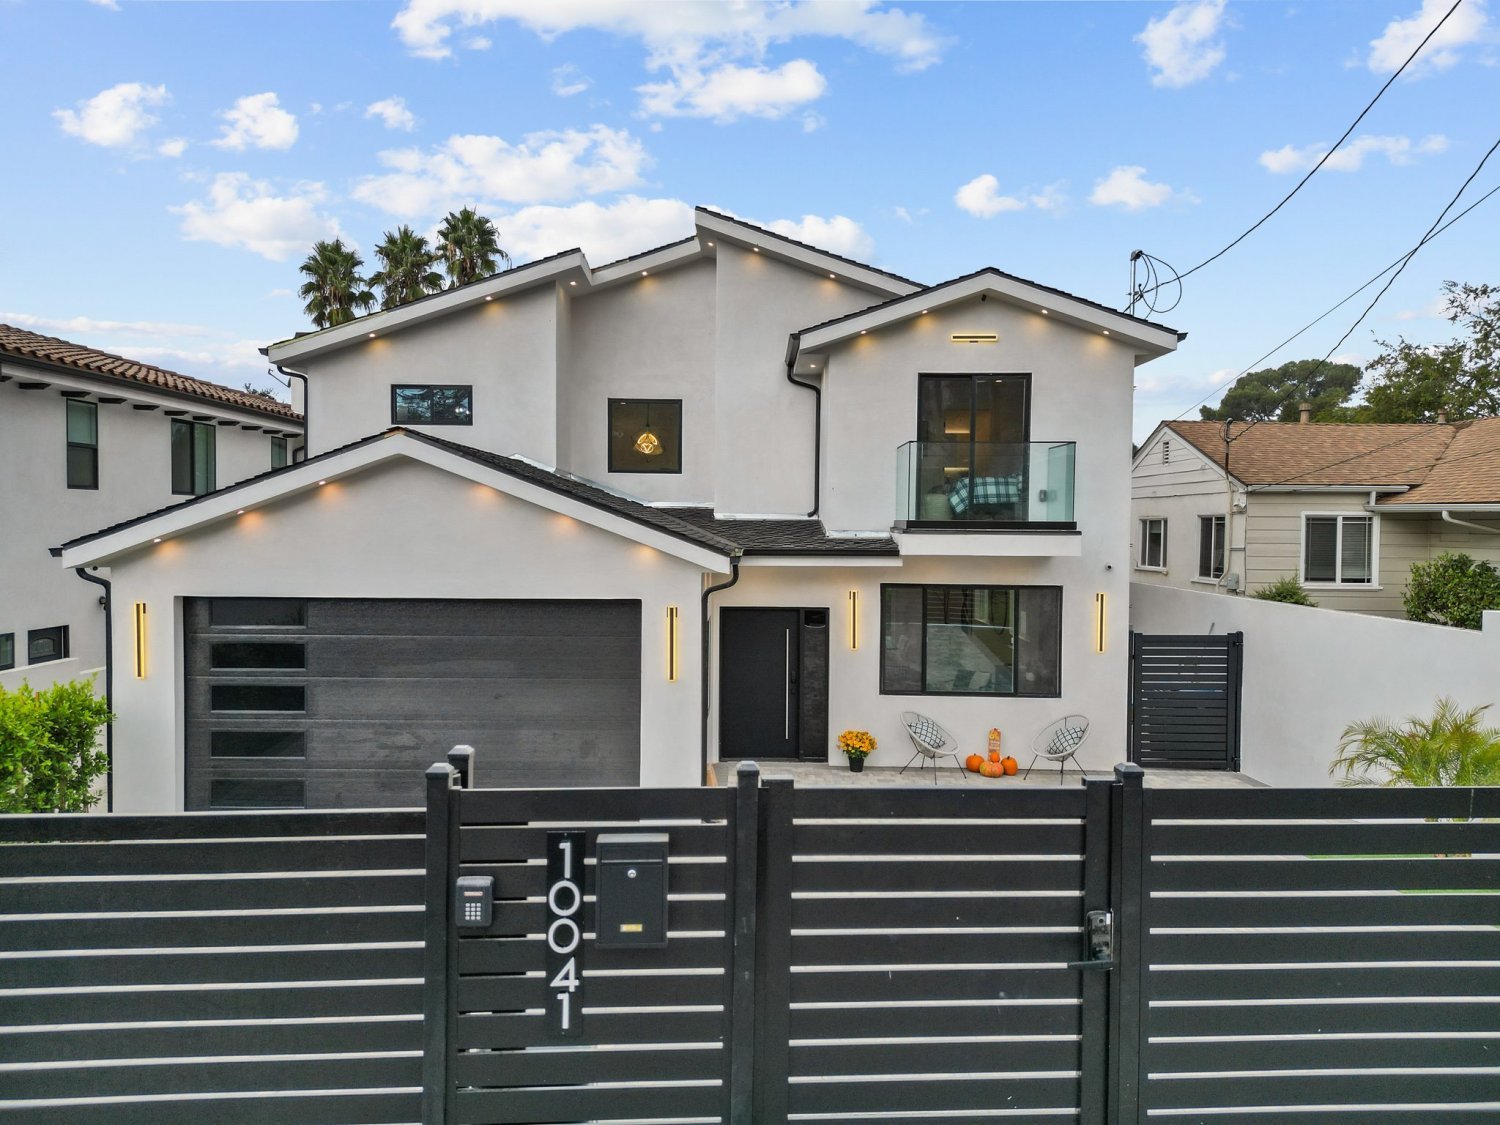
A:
1139 517 1167 569
392 385 472 425
609 399 682 473
0 633 13 672
880 584 1061 697
271 436 288 468
172 419 216 496
66 400 98 490
27 626 69 665
1198 515 1225 579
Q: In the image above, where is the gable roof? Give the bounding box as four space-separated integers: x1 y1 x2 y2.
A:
1 323 302 423
692 207 922 290
658 507 898 557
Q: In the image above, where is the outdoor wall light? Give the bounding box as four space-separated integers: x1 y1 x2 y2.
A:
1094 592 1107 654
666 605 680 682
132 602 148 679
848 589 860 650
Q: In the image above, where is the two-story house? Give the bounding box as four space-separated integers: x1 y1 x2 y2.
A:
56 209 1182 811
2 326 303 713
1131 415 1500 616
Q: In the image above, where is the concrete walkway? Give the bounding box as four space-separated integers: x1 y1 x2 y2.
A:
711 759 1264 788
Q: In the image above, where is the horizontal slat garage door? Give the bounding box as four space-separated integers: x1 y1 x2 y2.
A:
185 598 640 810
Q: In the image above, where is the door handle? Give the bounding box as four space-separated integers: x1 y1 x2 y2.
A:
784 629 791 740
1066 909 1114 972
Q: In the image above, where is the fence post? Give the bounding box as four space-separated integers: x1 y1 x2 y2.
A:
446 745 475 789
422 762 459 1125
753 774 794 1124
1079 774 1115 1124
728 762 762 1124
1109 763 1146 1125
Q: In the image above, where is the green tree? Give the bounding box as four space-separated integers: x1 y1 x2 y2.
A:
0 679 113 812
1200 359 1362 422
1331 698 1500 787
297 239 375 329
1361 282 1500 422
1250 576 1317 606
437 207 510 289
1403 551 1500 629
370 225 443 310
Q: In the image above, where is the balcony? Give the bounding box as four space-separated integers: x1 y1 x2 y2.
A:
895 441 1077 533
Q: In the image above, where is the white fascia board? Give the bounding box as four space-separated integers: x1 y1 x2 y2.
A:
590 239 704 286
1149 424 1246 487
893 531 1084 558
266 251 591 364
694 211 919 298
1252 485 1410 493
60 432 731 573
798 272 1180 357
739 555 903 568
1373 502 1500 512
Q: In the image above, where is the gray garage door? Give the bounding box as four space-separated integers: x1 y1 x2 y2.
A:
184 598 641 810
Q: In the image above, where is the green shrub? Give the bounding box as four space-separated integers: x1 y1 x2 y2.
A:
0 679 113 813
1404 552 1500 629
1331 697 1500 787
1251 576 1317 606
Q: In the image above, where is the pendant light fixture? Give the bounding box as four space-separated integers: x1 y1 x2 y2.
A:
633 402 663 456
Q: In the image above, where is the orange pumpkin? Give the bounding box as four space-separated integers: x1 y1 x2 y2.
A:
965 754 985 773
979 761 1005 778
1001 756 1018 776
988 749 1002 764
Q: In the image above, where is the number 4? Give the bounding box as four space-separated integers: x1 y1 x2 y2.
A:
550 957 579 993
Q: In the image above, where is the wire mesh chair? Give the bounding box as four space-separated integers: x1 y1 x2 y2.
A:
1025 714 1091 784
899 712 966 784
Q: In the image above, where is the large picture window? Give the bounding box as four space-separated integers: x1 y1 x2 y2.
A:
1304 514 1374 585
609 399 682 473
880 584 1062 697
1139 517 1167 569
66 400 98 490
171 419 216 496
1198 515 1225 579
392 385 472 425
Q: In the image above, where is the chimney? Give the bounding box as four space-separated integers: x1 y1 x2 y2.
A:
1437 408 1449 424
1298 402 1312 425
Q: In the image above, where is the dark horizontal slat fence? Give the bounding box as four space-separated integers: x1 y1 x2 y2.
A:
0 808 426 1124
1129 631 1243 770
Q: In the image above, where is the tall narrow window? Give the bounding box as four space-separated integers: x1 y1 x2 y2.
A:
1198 515 1225 579
172 420 216 496
1138 517 1167 569
0 633 13 672
271 436 288 469
1304 514 1374 585
66 400 98 490
608 399 682 473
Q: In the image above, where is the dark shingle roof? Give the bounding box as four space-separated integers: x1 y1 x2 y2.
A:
1 324 301 422
695 207 922 289
660 507 899 556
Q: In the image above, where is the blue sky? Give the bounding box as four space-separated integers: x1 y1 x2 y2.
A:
1 0 1495 439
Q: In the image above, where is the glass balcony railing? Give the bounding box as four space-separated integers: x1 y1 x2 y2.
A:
895 441 1076 527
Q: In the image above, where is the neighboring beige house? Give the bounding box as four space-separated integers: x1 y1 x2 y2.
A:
1131 415 1500 617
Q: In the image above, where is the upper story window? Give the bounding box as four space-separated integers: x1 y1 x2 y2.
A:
66 400 98 490
880 584 1061 697
28 625 68 665
0 632 13 672
1304 514 1374 585
271 436 289 469
609 399 682 474
1198 515 1226 579
909 374 1039 522
172 419 216 496
392 385 472 426
1139 517 1167 570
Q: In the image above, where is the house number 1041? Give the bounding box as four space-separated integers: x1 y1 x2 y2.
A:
545 831 586 1038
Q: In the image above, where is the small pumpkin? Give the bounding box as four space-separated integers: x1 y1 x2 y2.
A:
1001 755 1018 776
965 754 985 773
988 749 1002 764
979 760 1005 778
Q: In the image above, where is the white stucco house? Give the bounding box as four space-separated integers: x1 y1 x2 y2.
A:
56 209 1183 811
1 326 303 715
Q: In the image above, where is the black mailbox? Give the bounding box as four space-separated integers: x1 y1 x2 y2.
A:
594 833 668 949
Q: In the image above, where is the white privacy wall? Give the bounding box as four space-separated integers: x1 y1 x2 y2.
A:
1130 581 1500 787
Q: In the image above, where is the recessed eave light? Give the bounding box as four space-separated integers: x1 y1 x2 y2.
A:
152 537 162 544
1103 330 1110 336
1040 308 1049 315
828 273 836 279
641 270 648 277
484 295 493 301
367 332 376 339
752 246 760 253
236 509 245 515
317 479 327 486
569 280 577 286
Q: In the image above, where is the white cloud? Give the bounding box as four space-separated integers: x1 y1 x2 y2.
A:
157 137 188 158
551 64 591 97
173 173 340 261
764 213 873 259
639 58 826 121
212 92 299 151
1396 293 1452 321
1136 0 1228 87
1089 165 1189 211
53 82 168 148
351 125 649 219
496 196 695 262
112 340 272 376
366 96 417 131
1368 0 1490 75
1258 132 1448 174
87 0 120 9
0 311 216 339
953 173 1065 218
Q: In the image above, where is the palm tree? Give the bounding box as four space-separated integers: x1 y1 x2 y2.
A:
370 226 443 310
437 207 510 289
1331 697 1500 787
297 239 374 329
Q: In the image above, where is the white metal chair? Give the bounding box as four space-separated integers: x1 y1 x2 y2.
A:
1026 715 1091 784
899 712 966 784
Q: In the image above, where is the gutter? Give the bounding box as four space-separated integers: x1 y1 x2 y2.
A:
273 364 310 460
783 332 820 517
72 568 113 812
700 553 742 784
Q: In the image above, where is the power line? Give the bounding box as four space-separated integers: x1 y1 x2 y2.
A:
1133 0 1466 306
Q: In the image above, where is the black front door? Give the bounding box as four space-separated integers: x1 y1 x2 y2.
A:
720 608 803 759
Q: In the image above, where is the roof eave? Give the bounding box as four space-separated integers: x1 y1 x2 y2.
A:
693 210 921 297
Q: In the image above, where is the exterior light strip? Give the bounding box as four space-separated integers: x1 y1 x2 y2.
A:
666 605 680 682
848 589 859 651
1094 592 1107 654
133 602 148 679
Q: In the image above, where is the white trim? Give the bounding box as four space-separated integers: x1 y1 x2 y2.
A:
1 362 301 431
1131 423 1243 485
1255 485 1410 494
739 556 903 568
893 530 1083 558
695 211 918 298
1374 502 1500 512
1196 514 1226 581
1137 516 1167 570
1297 510 1380 588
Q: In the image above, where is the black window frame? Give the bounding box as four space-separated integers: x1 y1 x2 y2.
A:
27 625 69 666
1198 515 1226 579
171 419 216 496
1138 517 1167 569
391 384 473 426
271 436 289 469
608 398 683 474
66 399 99 491
878 583 1063 698
0 632 13 672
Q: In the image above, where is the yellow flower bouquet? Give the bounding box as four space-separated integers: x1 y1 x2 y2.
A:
837 729 876 759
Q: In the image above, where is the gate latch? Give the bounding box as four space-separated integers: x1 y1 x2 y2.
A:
1066 909 1114 972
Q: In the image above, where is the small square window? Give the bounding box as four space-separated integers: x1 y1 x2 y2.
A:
28 626 69 665
609 399 682 473
0 633 14 672
392 385 472 425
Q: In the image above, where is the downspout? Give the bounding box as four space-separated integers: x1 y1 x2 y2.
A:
784 332 820 517
73 568 113 812
274 365 310 461
1441 510 1500 535
700 553 742 784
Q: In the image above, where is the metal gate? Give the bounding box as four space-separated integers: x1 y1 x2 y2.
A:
1128 631 1243 771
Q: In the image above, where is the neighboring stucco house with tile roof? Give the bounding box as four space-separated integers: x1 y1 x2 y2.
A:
1131 414 1500 617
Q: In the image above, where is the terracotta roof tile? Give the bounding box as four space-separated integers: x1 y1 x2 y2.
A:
0 324 301 422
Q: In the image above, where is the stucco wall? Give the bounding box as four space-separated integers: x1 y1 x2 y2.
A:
1130 580 1500 787
101 458 706 811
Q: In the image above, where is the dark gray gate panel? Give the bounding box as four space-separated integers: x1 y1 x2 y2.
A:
1128 631 1242 770
185 598 641 809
